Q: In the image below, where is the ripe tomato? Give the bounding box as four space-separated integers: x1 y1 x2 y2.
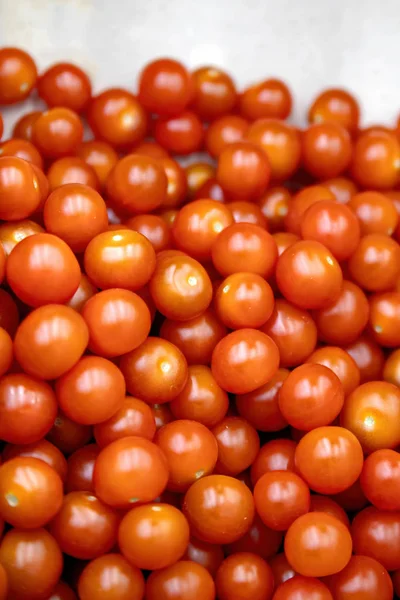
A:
38 62 91 112
307 346 360 396
146 560 216 600
369 291 400 347
0 219 44 255
205 115 249 157
183 538 224 576
351 129 400 189
191 66 237 120
138 58 193 115
78 554 145 600
216 552 274 600
93 436 169 508
77 140 118 187
0 156 41 220
327 555 393 600
119 503 189 569
155 111 204 155
273 576 333 600
302 123 352 179
217 141 271 200
0 48 37 104
360 449 400 510
308 88 360 134
2 439 68 483
65 444 99 493
94 396 156 447
349 190 399 236
125 213 172 251
351 506 400 571
32 107 84 159
212 416 260 475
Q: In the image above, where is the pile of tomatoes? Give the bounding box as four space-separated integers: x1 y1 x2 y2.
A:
0 46 399 600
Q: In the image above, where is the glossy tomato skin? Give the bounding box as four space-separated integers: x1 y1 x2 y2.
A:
155 111 204 155
383 348 400 387
14 304 89 379
351 129 400 189
6 233 81 307
351 507 400 571
87 88 147 149
82 289 151 357
236 369 289 432
77 140 118 188
215 273 274 329
160 309 227 365
12 110 41 141
360 449 400 510
0 156 41 220
37 62 92 112
56 355 126 425
49 491 119 560
284 184 335 235
118 503 190 570
327 555 393 600
0 48 37 104
307 346 360 396
308 88 360 134
278 364 344 431
212 416 260 476
32 107 84 159
254 471 310 531
276 240 343 310
77 553 145 600
285 512 352 577
183 474 254 544
0 138 43 169
93 436 169 509
84 229 156 291
94 396 156 448
138 58 192 115
125 213 172 251
341 381 400 452
216 552 274 600
205 115 249 158
216 141 271 200
120 337 188 404
309 495 350 529
211 329 280 394
47 411 92 455
261 300 317 367
240 78 291 120
0 528 63 600
183 538 224 576
369 291 400 347
302 122 352 179
0 218 44 255
259 187 291 232
212 223 278 278
0 373 57 444
294 426 364 494
0 328 12 378
0 456 63 528
349 190 399 236
191 66 237 120
2 438 68 483
273 576 333 600
155 420 218 491
65 444 99 493
145 560 216 600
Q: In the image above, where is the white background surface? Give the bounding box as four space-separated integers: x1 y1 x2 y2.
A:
0 0 399 133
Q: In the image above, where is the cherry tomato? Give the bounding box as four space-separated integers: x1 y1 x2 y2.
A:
94 436 169 508
0 219 44 256
313 280 369 346
195 177 228 202
170 364 229 427
191 66 237 120
273 576 333 600
82 288 151 357
150 253 212 320
84 229 156 291
56 355 126 425
65 443 99 493
217 141 271 200
119 503 189 570
211 328 279 394
352 129 400 189
77 140 118 188
261 299 317 367
66 273 97 313
0 137 43 168
146 560 215 600
369 291 400 347
360 448 400 510
307 346 360 396
348 190 398 236
78 553 145 600
216 552 274 600
155 420 218 491
126 213 172 251
212 416 260 476
308 88 360 134
345 334 385 383
309 495 350 529
14 304 89 379
295 426 364 494
183 474 254 544
212 223 278 277
133 140 170 160
205 115 249 157
383 348 400 387
0 373 57 444
341 381 400 452
47 156 99 191
285 512 352 577
38 62 91 112
258 187 291 232
120 336 188 403
0 47 37 104
301 200 360 261
88 88 147 149
269 553 296 587
32 107 83 159
324 176 358 204
302 123 352 179
215 272 274 329
284 184 335 235
45 581 77 600
0 156 41 220
254 471 310 531
155 111 204 154
276 240 343 309
0 290 19 337
7 233 81 306
351 506 400 571
240 78 292 121
185 161 214 197
138 58 193 115
94 396 155 448
12 110 41 141
0 528 63 600
172 199 234 260
0 327 12 378
227 200 267 227
2 438 68 483
107 154 167 214
328 555 393 600
46 411 92 455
